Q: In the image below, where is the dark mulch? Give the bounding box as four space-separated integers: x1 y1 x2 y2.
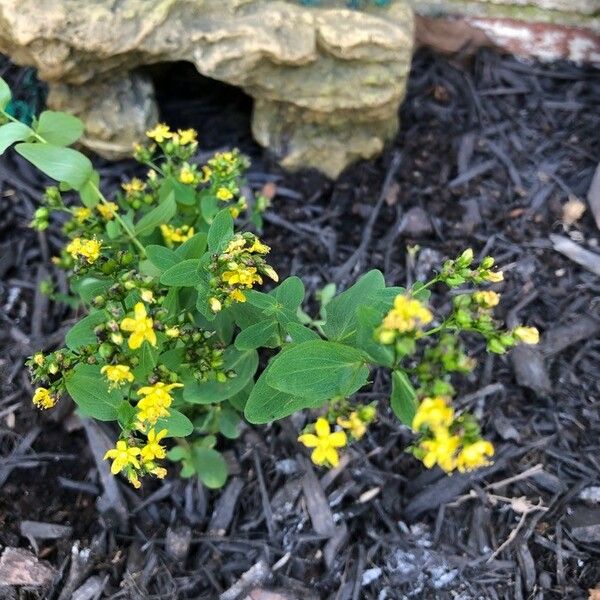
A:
1 48 600 599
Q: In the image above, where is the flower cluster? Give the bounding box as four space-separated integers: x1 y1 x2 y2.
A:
376 295 433 345
298 417 348 467
411 396 494 473
209 233 278 310
65 237 102 264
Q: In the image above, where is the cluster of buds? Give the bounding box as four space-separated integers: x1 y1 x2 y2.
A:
449 294 539 354
439 249 503 287
415 334 476 398
208 233 278 311
411 396 494 473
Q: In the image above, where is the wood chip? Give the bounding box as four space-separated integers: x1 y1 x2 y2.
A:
550 234 600 276
587 162 600 230
0 547 55 586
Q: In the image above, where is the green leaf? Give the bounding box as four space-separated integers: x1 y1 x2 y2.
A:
78 171 101 208
35 110 84 146
244 290 277 311
207 209 233 252
192 447 228 489
159 176 196 206
72 277 111 304
160 258 202 287
235 320 279 351
65 364 123 421
183 349 258 404
284 321 320 343
134 192 176 237
390 370 417 427
175 232 207 260
356 305 394 367
266 340 369 401
146 244 180 272
156 409 194 438
65 310 106 350
273 276 305 310
229 382 253 412
117 401 137 429
0 77 11 110
15 143 93 190
105 219 121 239
322 270 386 343
245 364 323 424
133 343 158 380
218 407 241 439
0 122 31 154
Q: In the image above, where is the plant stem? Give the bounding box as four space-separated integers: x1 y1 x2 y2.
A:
1 109 147 257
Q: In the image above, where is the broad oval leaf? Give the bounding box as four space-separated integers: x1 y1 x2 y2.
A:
160 258 202 287
65 310 106 350
65 364 124 421
15 143 93 190
266 340 369 401
35 110 84 146
134 192 176 237
156 409 194 438
192 447 228 489
390 370 418 427
146 244 180 272
0 122 31 154
207 208 233 252
183 349 258 404
273 276 305 310
244 365 323 424
234 319 279 351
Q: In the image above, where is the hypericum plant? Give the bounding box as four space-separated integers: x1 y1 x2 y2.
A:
0 77 539 489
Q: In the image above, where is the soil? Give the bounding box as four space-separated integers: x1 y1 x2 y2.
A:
1 49 599 599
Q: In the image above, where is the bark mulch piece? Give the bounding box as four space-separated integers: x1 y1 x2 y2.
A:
1 49 599 599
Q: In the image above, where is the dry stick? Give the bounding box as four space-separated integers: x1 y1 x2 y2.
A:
253 448 276 540
333 151 403 283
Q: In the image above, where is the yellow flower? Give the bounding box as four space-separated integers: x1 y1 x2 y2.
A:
136 382 183 425
120 302 157 350
229 206 240 219
65 237 102 264
473 290 500 308
224 237 246 255
420 429 460 472
146 123 172 143
101 364 134 387
298 417 347 467
412 396 454 432
141 428 168 462
229 289 246 303
121 177 145 195
33 353 44 367
97 202 118 220
210 297 222 312
177 129 197 145
222 265 262 287
216 187 234 201
513 326 539 345
200 166 212 183
456 440 494 472
32 387 56 409
73 207 91 223
249 239 270 254
165 327 180 338
103 440 141 474
160 224 195 247
380 295 433 336
337 412 367 440
485 270 504 283
179 166 196 185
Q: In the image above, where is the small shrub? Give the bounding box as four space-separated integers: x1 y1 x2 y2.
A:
0 77 539 488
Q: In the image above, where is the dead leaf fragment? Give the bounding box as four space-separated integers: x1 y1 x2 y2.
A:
0 547 55 586
562 197 586 226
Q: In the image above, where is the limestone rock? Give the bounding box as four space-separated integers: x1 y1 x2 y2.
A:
0 0 415 177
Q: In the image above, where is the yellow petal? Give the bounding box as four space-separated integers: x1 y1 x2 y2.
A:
134 302 146 319
314 418 330 438
128 332 143 350
325 447 340 467
120 318 136 332
328 431 348 448
298 433 319 448
311 446 328 465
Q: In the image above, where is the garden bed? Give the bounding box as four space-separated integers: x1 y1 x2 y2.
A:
1 49 599 599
